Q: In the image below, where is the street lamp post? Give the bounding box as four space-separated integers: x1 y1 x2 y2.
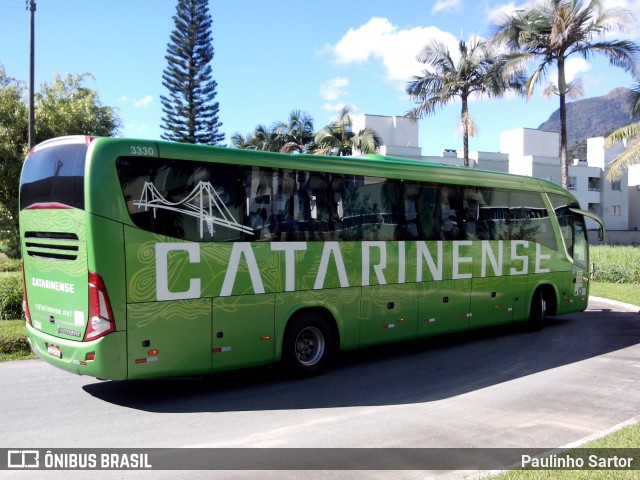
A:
28 0 36 150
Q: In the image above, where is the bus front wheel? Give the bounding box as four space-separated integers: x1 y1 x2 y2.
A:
526 288 546 331
283 313 334 376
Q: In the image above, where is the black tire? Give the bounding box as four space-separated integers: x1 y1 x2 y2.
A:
526 288 546 332
282 313 334 376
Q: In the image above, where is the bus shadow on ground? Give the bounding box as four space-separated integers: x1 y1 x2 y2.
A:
83 306 640 413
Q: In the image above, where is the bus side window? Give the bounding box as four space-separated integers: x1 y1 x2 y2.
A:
244 167 332 241
440 186 463 240
403 183 441 240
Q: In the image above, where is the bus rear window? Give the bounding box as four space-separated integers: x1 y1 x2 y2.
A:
20 142 88 210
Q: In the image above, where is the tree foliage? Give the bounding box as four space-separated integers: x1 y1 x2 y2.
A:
160 0 224 145
0 64 121 258
35 73 120 141
312 106 381 156
231 110 314 153
271 110 315 154
232 107 381 156
0 66 27 258
491 0 640 188
606 79 640 180
406 36 524 166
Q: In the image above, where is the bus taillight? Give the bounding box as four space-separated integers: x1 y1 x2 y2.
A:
21 264 32 326
84 272 115 341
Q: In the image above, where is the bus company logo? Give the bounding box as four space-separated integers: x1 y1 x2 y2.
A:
7 450 39 468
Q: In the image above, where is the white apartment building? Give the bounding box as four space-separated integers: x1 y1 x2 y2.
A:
354 114 640 241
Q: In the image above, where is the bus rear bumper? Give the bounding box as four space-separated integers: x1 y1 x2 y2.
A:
26 324 127 380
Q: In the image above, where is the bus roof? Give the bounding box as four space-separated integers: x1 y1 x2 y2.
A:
86 136 576 200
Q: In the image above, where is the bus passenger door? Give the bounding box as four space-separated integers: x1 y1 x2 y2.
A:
418 279 471 336
359 284 418 347
211 294 275 372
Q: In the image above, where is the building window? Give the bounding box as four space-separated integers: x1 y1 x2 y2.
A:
588 177 601 192
588 203 600 215
612 205 621 216
567 176 577 190
611 179 621 191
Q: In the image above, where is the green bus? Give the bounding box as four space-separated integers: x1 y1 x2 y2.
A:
20 136 604 380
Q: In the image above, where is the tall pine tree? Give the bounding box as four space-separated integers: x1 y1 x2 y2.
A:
160 0 224 145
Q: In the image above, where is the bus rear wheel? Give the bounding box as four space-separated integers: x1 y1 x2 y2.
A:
283 313 334 376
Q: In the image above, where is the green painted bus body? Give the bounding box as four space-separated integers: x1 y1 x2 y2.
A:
20 137 593 380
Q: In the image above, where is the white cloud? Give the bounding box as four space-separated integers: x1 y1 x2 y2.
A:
432 0 462 15
326 17 458 85
565 57 591 83
133 95 153 108
603 0 640 15
118 95 153 108
321 102 349 113
320 77 349 101
485 1 532 23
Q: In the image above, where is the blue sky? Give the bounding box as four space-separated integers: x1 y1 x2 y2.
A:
1 0 639 155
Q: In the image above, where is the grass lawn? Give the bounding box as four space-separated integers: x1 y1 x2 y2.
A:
494 422 640 479
0 319 35 362
590 282 639 307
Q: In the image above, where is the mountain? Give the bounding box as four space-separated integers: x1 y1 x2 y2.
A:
537 87 634 160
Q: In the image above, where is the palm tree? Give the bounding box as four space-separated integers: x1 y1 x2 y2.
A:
406 36 524 167
491 0 640 189
271 110 315 154
606 80 640 180
313 106 382 156
230 124 277 151
231 111 315 153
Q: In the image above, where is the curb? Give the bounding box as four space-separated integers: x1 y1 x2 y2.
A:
589 295 640 313
473 417 640 479
560 415 640 449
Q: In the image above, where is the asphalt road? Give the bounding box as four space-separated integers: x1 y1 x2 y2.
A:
1 296 639 479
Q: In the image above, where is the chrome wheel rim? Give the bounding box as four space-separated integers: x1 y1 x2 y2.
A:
294 326 325 366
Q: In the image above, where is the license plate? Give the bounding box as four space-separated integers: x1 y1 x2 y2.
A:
47 344 62 359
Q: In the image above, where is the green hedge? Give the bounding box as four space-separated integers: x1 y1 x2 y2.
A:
0 274 23 320
0 336 30 354
0 256 21 273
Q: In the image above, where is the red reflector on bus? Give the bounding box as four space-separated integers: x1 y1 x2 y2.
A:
212 347 231 353
85 352 96 361
135 357 158 364
84 272 116 341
